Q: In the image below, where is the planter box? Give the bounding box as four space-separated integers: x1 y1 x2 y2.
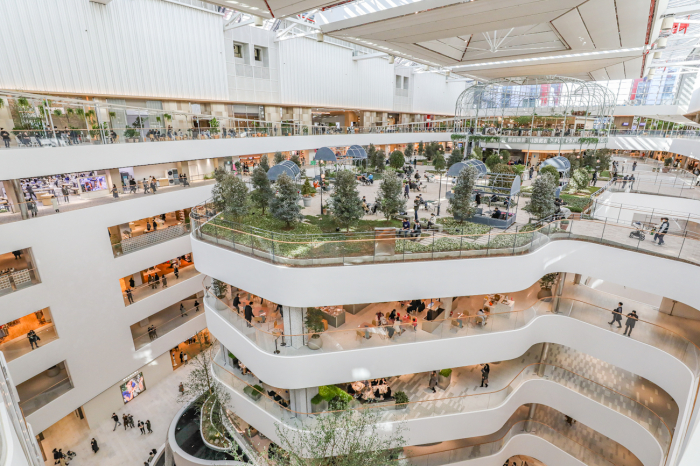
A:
303 197 313 207
243 386 263 401
437 372 452 390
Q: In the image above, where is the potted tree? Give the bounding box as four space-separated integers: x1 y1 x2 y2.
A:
663 157 672 173
437 369 452 390
211 279 228 310
301 179 315 207
538 273 558 298
559 219 570 230
394 391 409 410
305 308 325 350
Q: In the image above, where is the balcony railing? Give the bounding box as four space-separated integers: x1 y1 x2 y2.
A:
0 354 42 465
395 419 618 466
0 268 40 297
205 290 700 378
211 349 671 459
192 206 700 268
18 376 72 417
113 223 191 257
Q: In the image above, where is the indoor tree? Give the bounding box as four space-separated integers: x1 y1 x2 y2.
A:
485 153 501 170
274 151 285 165
525 172 557 220
290 153 302 167
370 149 386 172
389 150 405 169
177 345 229 413
270 173 302 227
260 154 270 172
329 170 365 231
447 147 463 168
250 166 274 214
448 165 478 222
212 168 249 220
257 402 406 466
376 171 405 219
404 143 414 161
417 141 424 157
568 168 591 193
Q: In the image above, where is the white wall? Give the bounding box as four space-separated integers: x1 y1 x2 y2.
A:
593 192 700 223
0 185 212 433
225 25 281 104
412 72 469 115
279 38 394 110
81 350 173 429
0 0 228 100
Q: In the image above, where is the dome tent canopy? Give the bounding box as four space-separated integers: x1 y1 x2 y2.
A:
347 145 367 159
540 156 571 173
315 147 337 162
267 160 301 182
446 159 488 178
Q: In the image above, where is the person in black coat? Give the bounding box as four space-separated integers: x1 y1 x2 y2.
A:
232 293 241 313
608 302 623 328
244 302 253 327
480 363 490 388
623 310 638 337
91 438 99 453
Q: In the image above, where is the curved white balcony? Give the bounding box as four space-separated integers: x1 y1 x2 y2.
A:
211 348 664 466
191 218 700 311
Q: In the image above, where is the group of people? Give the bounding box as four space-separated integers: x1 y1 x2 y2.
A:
112 412 153 434
608 302 639 336
52 447 76 465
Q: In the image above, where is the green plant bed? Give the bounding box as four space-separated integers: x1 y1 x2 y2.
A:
305 215 403 233
559 194 592 213
244 385 264 401
439 369 453 377
396 237 484 253
600 170 610 178
436 218 491 236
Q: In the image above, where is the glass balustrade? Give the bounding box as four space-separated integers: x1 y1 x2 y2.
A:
210 350 672 456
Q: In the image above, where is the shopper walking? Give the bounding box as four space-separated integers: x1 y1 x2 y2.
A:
154 273 160 289
633 161 637 171
194 299 200 312
480 363 490 388
126 288 134 304
591 171 597 186
61 185 70 202
233 293 241 313
112 412 121 430
148 274 154 290
623 311 639 337
180 303 187 317
146 419 153 433
27 330 39 349
608 302 623 328
174 265 179 279
91 438 99 454
183 353 188 365
150 178 157 194
179 352 184 364
0 128 10 148
179 382 184 394
138 421 145 434
161 275 167 288
654 217 670 245
244 302 253 327
123 414 129 430
428 371 438 393
148 451 155 463
129 414 135 428
112 184 119 198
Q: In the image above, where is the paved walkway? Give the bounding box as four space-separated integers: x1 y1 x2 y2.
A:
40 362 194 466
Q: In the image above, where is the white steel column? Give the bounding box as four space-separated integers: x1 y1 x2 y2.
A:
283 306 305 349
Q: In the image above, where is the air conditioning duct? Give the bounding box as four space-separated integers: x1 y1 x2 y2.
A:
661 17 675 30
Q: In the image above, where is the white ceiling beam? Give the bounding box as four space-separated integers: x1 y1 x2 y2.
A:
224 18 255 31
667 6 700 16
285 16 320 30
274 23 298 41
353 52 389 61
649 60 700 68
224 12 242 28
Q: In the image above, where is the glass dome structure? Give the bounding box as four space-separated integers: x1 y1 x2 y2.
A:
454 76 616 134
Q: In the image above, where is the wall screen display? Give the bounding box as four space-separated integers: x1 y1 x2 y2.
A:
120 372 145 403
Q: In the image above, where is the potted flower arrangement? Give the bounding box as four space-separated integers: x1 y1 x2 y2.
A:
538 273 558 299
662 157 672 173
559 219 570 231
437 369 452 390
305 308 325 350
301 179 315 207
394 391 409 410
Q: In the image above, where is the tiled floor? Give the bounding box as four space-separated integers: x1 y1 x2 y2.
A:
40 363 195 466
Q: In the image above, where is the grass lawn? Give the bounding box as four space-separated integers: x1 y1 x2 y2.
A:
305 214 403 233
